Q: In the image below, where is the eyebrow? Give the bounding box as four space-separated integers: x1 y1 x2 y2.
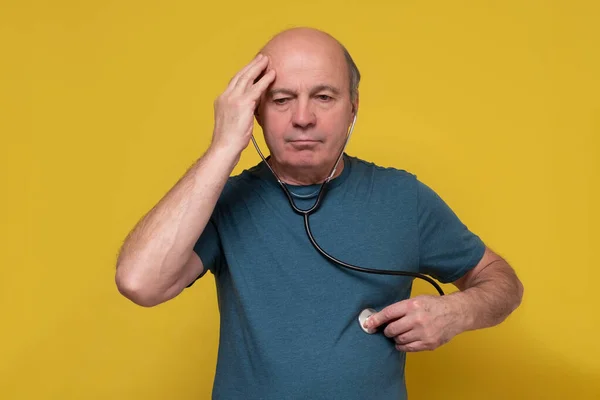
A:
268 85 342 98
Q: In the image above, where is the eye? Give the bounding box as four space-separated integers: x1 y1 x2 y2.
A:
316 95 332 101
273 98 289 105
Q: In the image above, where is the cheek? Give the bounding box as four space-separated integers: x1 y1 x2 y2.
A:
261 116 287 146
322 118 351 143
262 109 287 129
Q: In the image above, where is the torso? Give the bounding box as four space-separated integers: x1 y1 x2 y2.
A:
208 154 421 399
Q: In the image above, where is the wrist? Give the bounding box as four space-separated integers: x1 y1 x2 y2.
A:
444 291 476 334
207 141 243 165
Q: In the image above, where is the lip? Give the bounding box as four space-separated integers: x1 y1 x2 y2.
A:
289 140 320 148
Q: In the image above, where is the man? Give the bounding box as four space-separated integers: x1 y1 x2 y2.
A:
115 27 524 399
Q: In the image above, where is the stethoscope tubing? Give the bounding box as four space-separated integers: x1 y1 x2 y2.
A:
250 114 445 296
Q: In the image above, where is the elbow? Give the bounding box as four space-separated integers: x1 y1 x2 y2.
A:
514 278 525 309
506 275 525 316
115 265 163 307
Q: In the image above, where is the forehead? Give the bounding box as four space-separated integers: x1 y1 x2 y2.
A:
264 44 349 91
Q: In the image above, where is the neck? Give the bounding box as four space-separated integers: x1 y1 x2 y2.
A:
267 156 345 186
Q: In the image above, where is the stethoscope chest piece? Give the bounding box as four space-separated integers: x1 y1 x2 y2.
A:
358 308 378 334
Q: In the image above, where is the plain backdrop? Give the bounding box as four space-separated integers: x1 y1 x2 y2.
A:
1 0 598 398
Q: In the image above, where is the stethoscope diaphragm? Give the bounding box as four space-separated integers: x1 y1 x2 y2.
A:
357 308 378 334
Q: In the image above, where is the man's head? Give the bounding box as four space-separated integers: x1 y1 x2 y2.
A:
254 27 360 182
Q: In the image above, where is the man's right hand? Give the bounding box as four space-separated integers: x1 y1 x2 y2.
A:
211 54 276 156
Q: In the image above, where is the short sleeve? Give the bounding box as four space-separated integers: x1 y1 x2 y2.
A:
186 216 223 287
417 179 486 283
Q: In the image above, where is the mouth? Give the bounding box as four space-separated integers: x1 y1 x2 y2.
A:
290 140 320 144
287 140 321 150
288 140 321 148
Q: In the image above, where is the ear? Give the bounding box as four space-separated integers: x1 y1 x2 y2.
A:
254 104 262 126
351 95 359 118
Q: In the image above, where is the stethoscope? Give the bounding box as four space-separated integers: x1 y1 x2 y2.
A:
250 112 445 334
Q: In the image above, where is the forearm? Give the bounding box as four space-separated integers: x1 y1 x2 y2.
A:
115 144 239 298
447 260 524 333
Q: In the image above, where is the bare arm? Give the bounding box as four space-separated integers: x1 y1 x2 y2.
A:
448 246 524 331
364 246 524 352
115 53 275 307
115 146 240 306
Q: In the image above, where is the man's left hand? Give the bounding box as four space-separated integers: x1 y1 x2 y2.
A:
363 295 465 352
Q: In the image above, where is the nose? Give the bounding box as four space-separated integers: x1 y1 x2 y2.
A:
291 99 316 129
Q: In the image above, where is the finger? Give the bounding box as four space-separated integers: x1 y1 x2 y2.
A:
249 69 276 100
382 315 416 338
228 54 265 90
393 329 420 345
252 67 267 85
395 341 427 353
365 301 410 331
233 54 270 92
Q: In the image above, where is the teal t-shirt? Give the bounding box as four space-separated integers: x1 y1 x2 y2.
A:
189 153 485 399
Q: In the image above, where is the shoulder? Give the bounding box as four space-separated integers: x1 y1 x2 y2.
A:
348 154 415 177
212 162 267 210
346 154 419 189
347 155 443 197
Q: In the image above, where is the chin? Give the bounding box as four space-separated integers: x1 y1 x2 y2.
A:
281 149 324 169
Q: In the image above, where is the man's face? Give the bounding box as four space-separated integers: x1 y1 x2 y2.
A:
256 45 356 173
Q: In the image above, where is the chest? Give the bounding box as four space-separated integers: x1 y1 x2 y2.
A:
215 187 420 305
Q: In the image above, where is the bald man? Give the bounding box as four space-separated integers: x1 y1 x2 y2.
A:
116 27 524 399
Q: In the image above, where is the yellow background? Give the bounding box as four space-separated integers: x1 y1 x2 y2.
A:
1 0 598 398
